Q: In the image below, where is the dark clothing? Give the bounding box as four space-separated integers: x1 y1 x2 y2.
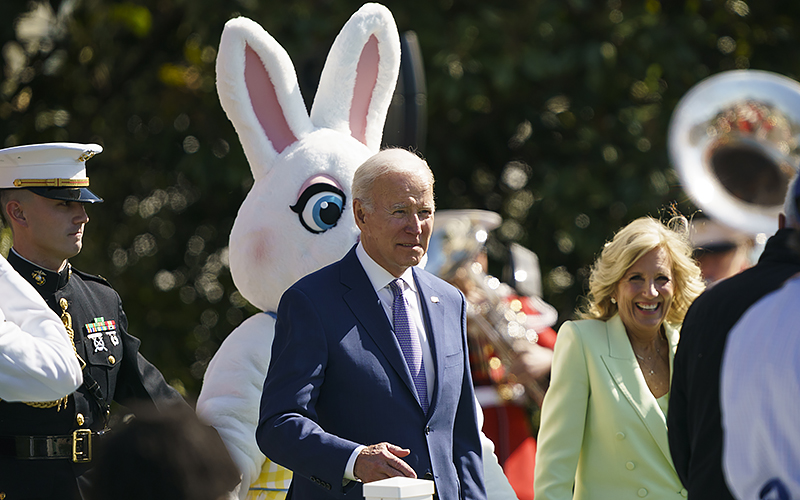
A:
1 250 184 499
668 228 800 499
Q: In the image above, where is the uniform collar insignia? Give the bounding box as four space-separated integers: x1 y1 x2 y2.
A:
32 269 46 286
7 250 71 294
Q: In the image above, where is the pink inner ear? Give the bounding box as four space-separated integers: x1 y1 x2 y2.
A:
245 44 297 153
349 35 380 146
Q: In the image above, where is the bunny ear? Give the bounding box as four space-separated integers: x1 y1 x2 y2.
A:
310 3 401 151
216 17 314 180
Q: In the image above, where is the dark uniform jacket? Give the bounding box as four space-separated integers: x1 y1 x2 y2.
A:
668 228 800 499
0 250 185 499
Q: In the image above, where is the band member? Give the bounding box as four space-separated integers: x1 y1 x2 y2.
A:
426 209 557 500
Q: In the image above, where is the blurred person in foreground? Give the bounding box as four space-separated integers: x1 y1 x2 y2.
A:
534 216 705 499
0 252 82 402
720 258 800 499
668 174 800 500
88 404 240 500
256 148 486 499
0 143 186 499
689 217 754 286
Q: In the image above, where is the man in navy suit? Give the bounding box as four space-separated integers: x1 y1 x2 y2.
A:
256 148 486 499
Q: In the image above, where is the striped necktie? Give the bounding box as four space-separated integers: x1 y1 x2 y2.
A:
389 278 429 412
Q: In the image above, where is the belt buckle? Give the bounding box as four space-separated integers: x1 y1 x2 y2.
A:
72 429 92 463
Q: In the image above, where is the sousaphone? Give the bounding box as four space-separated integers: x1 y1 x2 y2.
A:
669 70 800 237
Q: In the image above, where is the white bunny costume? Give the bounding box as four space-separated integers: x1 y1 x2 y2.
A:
196 4 400 499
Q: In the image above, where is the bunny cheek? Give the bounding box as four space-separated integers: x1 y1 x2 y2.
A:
246 230 274 266
230 229 277 290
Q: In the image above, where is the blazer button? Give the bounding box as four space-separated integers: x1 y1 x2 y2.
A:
681 488 688 497
638 488 648 497
424 471 433 480
616 432 625 440
626 461 635 470
425 426 432 435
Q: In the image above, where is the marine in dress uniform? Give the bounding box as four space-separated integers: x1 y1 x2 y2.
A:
0 143 185 499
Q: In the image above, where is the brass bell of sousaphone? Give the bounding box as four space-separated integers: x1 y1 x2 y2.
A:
669 69 800 238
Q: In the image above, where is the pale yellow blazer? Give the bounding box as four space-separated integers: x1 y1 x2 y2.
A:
534 314 689 500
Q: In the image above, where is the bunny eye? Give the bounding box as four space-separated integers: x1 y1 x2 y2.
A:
290 184 346 234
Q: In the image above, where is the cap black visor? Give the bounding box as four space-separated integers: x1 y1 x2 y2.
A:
25 187 103 203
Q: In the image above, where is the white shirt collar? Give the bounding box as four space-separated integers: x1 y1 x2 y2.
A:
355 241 417 293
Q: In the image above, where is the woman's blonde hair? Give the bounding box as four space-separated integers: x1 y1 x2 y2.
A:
579 216 705 324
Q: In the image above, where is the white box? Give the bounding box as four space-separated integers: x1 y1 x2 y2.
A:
362 477 435 500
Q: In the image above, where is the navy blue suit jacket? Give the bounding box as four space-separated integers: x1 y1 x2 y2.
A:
257 246 486 499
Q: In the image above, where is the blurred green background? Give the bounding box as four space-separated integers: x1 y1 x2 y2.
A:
2 0 798 401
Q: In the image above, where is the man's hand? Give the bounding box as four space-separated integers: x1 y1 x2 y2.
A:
353 442 417 483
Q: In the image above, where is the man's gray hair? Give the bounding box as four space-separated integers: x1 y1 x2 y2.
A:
352 148 435 213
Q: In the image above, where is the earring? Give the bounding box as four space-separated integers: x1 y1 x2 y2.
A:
611 297 617 304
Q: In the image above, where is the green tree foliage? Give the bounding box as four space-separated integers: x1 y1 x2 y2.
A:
2 0 799 399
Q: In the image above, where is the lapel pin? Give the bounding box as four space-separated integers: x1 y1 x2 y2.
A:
430 296 439 303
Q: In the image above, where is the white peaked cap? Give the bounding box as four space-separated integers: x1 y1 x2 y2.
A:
0 142 103 203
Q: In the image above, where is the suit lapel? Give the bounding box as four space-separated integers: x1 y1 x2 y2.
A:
666 323 679 385
340 248 421 408
600 315 673 464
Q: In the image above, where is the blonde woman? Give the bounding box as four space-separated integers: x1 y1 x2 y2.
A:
534 216 705 499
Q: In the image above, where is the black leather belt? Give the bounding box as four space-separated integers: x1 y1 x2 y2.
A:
0 429 108 463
